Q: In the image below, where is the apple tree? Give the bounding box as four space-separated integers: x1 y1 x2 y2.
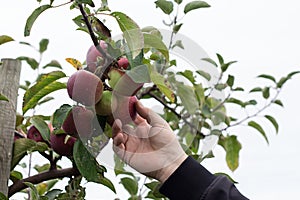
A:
0 0 299 199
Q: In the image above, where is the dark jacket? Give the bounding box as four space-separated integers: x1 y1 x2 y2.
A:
159 156 249 200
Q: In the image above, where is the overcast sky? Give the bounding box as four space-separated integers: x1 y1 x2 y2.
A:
1 0 300 199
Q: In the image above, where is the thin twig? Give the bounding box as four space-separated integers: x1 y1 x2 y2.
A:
52 0 74 8
222 89 281 131
148 92 205 137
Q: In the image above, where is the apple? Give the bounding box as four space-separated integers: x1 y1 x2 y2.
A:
86 40 107 72
67 70 103 106
108 68 143 96
14 131 26 141
50 133 76 157
111 94 138 124
95 90 115 116
27 125 48 143
117 57 129 70
62 105 94 138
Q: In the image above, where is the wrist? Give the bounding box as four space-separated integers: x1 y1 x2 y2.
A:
157 154 188 183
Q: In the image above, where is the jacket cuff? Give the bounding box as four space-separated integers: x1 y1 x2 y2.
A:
159 156 215 200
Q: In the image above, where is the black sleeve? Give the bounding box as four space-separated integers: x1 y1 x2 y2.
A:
159 156 249 200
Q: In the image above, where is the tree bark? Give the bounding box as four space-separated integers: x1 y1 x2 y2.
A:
0 59 21 196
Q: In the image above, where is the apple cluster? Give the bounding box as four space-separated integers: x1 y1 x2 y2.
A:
24 41 145 157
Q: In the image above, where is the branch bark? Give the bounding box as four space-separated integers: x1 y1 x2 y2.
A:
8 167 80 197
0 59 21 196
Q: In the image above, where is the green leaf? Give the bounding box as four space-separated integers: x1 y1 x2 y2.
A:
42 60 62 69
73 140 116 193
184 1 210 14
211 111 226 125
178 70 196 84
155 0 174 14
44 189 63 200
257 74 276 83
11 138 48 170
120 177 138 195
126 64 151 83
265 115 279 134
173 23 183 33
149 66 175 102
221 61 237 72
17 56 39 70
10 170 23 182
202 57 218 67
39 38 49 53
145 181 165 198
174 0 183 4
0 93 9 102
248 121 269 144
30 116 50 142
287 71 300 79
34 163 51 173
277 76 290 88
0 192 8 200
226 75 234 88
144 33 169 62
218 135 241 171
262 87 270 99
22 71 66 114
273 99 284 107
0 35 14 45
24 182 39 200
172 40 184 49
196 70 211 81
111 12 144 58
226 97 244 107
249 87 262 93
215 83 227 90
176 82 199 114
216 53 224 65
24 5 52 36
52 104 72 129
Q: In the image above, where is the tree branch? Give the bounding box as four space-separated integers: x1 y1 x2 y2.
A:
8 167 80 198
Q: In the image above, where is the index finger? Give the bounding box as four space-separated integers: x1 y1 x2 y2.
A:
135 101 170 129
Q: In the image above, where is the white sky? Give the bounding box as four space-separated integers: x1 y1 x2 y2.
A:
1 0 300 199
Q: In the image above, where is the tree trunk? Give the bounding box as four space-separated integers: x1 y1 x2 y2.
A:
0 59 21 196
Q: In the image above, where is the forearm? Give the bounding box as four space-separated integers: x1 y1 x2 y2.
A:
159 156 249 200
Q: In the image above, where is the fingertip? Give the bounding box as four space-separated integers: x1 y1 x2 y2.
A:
136 100 149 120
112 119 122 137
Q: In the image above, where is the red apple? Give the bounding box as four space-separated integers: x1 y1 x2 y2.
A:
62 105 94 138
112 94 138 124
117 57 129 70
27 126 46 143
86 40 107 72
50 133 76 157
67 70 103 106
14 131 26 141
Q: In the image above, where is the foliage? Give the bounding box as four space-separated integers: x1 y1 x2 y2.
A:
0 0 299 199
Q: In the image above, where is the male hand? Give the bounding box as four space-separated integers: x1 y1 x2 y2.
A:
112 101 188 183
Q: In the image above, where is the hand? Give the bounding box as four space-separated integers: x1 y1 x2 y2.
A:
112 101 188 183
